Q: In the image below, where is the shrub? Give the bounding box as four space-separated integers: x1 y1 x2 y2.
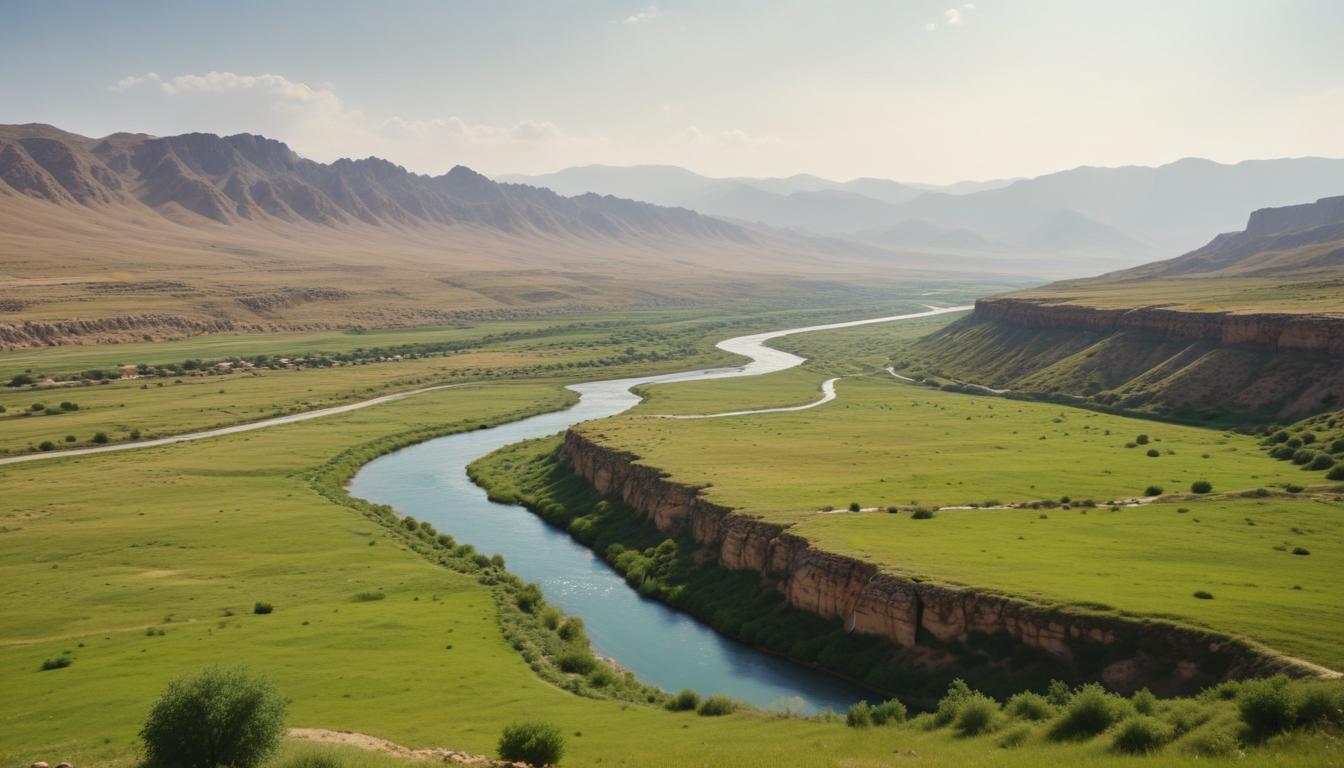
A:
1049 683 1132 740
1309 454 1335 471
871 698 907 725
697 694 737 716
39 441 56 451
92 431 109 444
59 401 78 411
1237 677 1294 737
1131 688 1156 715
1190 480 1212 494
1046 680 1071 706
497 721 564 766
1331 438 1344 454
64 434 76 442
351 591 385 602
557 617 585 643
1292 547 1310 556
586 665 616 688
140 666 287 768
1182 726 1240 757
1193 590 1214 600
1294 685 1343 726
1006 691 1054 721
911 508 935 520
1111 715 1172 754
1292 449 1315 465
8 373 34 387
933 679 974 727
667 689 700 711
1136 434 1149 445
848 501 861 512
997 724 1032 749
1146 448 1160 457
846 700 873 727
556 651 596 675
1329 465 1344 481
41 655 73 671
253 601 273 615
1143 485 1163 497
956 693 999 736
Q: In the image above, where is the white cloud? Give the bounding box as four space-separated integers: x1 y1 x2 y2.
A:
669 126 787 148
928 4 978 31
944 8 963 25
925 22 938 32
617 5 659 25
109 72 160 92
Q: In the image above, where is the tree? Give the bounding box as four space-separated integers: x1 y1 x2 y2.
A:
7 373 34 387
140 666 286 768
498 722 565 765
1191 480 1213 494
92 432 109 444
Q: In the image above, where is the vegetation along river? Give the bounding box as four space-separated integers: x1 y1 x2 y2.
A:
349 306 970 714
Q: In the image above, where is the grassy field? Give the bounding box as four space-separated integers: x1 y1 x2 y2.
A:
601 377 1320 514
2 378 1339 768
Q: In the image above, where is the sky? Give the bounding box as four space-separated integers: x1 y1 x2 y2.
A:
2 0 1343 184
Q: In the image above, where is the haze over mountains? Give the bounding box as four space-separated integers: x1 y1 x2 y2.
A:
505 158 1344 263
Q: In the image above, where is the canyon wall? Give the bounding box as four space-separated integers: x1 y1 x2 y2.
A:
564 429 1322 693
975 298 1344 356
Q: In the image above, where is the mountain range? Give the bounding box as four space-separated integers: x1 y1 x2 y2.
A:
505 158 1344 262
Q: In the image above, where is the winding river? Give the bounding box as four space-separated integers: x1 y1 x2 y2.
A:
349 306 970 714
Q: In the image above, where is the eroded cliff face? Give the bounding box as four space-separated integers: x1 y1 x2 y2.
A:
564 430 1320 693
976 298 1344 356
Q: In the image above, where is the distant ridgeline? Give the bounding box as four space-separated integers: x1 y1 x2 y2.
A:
901 196 1344 423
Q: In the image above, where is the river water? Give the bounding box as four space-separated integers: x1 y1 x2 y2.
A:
348 306 969 714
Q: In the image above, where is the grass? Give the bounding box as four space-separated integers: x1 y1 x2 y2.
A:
592 378 1319 515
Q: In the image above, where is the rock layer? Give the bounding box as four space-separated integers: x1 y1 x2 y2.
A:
564 429 1322 692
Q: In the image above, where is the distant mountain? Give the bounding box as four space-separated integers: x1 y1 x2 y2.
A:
888 157 1344 254
859 218 1007 251
0 125 747 242
1018 209 1147 253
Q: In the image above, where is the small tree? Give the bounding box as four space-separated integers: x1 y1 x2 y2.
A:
92 431 109 444
8 373 34 387
140 666 286 768
1135 434 1149 445
1191 480 1212 494
498 721 565 766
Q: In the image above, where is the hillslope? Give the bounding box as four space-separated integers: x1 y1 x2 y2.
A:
903 196 1344 421
0 124 992 348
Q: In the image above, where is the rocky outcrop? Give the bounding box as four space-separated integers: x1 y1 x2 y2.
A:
564 430 1325 693
975 298 1344 356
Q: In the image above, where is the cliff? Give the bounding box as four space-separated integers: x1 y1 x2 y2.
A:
975 298 1344 356
563 429 1324 694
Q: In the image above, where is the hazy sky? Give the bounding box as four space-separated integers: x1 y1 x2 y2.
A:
3 0 1343 183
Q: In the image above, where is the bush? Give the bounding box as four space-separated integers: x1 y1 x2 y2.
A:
846 700 873 727
351 591 385 602
1193 590 1214 600
871 698 907 725
1292 449 1316 465
8 373 34 387
933 679 974 727
1182 726 1240 757
1329 465 1344 481
1237 677 1295 737
1309 454 1335 471
1143 485 1163 497
1292 547 1310 556
64 434 76 442
997 724 1032 749
1111 716 1172 754
140 666 287 768
1146 448 1160 457
911 508 935 520
956 693 999 736
92 431 109 444
497 721 565 766
697 694 737 716
1006 691 1054 721
1294 685 1343 727
1190 480 1212 494
848 501 861 512
41 655 73 671
59 401 78 411
667 689 700 711
586 665 616 688
1131 688 1156 716
253 601 273 615
39 440 56 451
1136 434 1150 445
1049 683 1132 740
556 651 596 675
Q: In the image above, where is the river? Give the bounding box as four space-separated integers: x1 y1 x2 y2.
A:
348 305 969 714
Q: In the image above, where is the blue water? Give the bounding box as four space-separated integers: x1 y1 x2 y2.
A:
348 307 968 714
